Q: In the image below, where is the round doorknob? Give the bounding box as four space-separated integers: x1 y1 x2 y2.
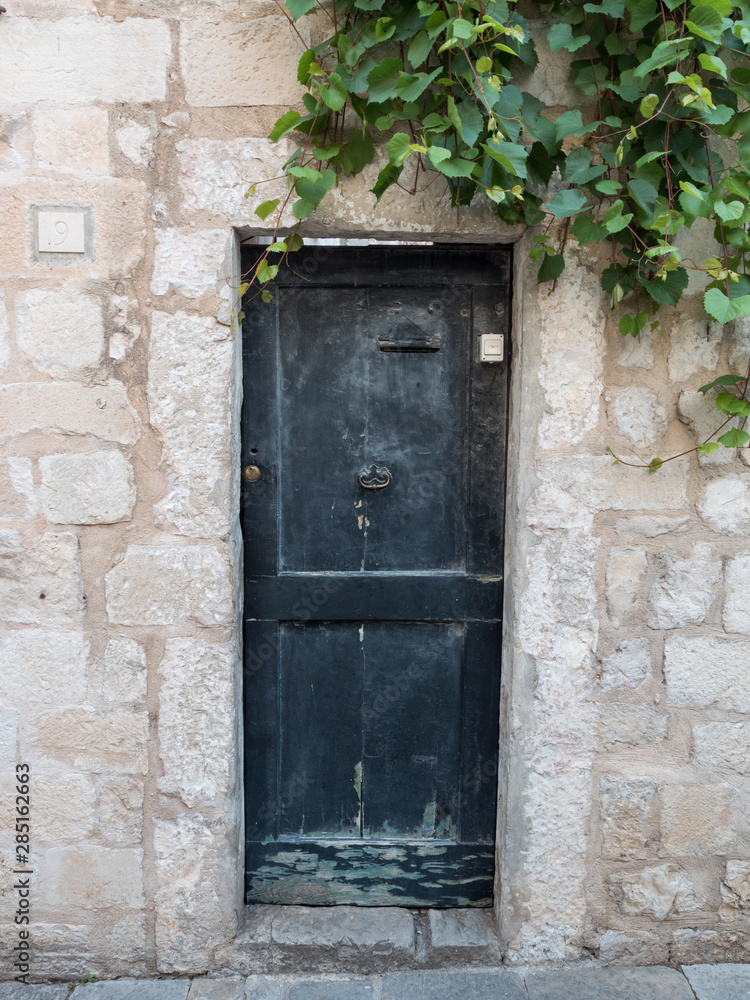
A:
244 465 261 482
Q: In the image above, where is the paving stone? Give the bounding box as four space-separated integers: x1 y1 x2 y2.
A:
187 979 244 1000
74 981 190 1000
287 983 374 1000
523 966 695 1000
682 963 750 998
243 979 373 1000
0 987 70 1000
380 970 527 1000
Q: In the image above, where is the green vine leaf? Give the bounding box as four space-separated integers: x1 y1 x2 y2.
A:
547 188 588 218
699 374 745 393
269 111 301 143
718 428 750 447
704 288 750 324
254 199 280 221
285 0 316 17
538 252 565 283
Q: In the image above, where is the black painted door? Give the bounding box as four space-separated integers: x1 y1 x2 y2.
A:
241 246 510 907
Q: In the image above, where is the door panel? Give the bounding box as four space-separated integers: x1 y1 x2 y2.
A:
242 246 511 907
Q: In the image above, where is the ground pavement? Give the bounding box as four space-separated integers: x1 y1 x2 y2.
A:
2 964 750 1000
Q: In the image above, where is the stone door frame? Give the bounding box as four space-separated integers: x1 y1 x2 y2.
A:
210 228 531 966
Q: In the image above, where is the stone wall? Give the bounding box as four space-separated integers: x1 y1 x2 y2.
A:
0 0 748 980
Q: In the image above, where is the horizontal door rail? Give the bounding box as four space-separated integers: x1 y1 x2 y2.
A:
244 573 502 622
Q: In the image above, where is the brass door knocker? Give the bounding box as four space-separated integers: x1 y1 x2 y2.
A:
358 464 392 490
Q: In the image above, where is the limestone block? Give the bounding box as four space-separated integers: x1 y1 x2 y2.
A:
116 121 154 167
615 515 689 537
537 263 604 449
519 528 599 689
723 553 750 634
616 327 655 370
177 136 309 226
606 386 667 451
699 473 750 534
39 450 135 525
0 630 87 706
33 106 109 175
513 19 582 108
44 846 143 908
0 531 84 624
15 289 104 379
608 864 699 919
97 776 143 845
539 455 689 511
0 709 18 766
672 927 750 964
665 634 750 712
729 314 750 368
598 707 667 749
647 542 720 630
0 918 147 980
148 311 233 537
153 813 238 973
668 316 722 382
693 721 750 776
679 390 734 466
0 457 37 520
0 382 140 445
0 293 9 369
0 114 31 175
109 295 142 360
595 929 667 965
180 16 309 107
525 483 594 532
34 772 96 841
96 637 147 705
2 17 170 103
105 545 233 626
150 230 230 299
158 638 235 807
509 766 593 962
600 638 651 691
720 860 750 919
660 783 734 855
606 546 647 627
34 708 148 774
599 776 659 860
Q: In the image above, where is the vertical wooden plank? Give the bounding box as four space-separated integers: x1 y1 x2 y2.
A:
364 288 470 573
456 622 502 844
243 619 280 843
278 622 364 838
241 297 279 577
278 288 369 573
362 623 463 839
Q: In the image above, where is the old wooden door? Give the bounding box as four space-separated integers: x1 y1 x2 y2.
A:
241 245 510 907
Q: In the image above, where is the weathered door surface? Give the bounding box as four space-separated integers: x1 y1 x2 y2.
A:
241 246 510 907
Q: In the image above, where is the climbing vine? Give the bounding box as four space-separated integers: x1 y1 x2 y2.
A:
244 0 750 463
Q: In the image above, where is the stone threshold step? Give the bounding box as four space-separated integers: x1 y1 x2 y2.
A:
214 907 501 973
